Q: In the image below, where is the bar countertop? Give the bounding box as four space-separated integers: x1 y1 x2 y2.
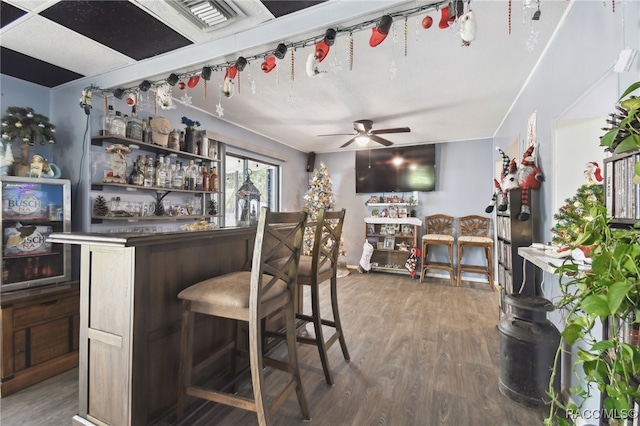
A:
48 226 256 247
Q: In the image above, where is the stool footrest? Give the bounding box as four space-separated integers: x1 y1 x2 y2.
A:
187 384 257 412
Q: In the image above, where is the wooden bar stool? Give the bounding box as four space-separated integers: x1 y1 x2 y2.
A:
267 209 349 386
420 214 455 286
176 208 310 426
457 215 494 289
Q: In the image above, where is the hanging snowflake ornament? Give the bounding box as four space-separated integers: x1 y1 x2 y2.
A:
526 27 539 52
329 55 343 74
390 59 397 80
180 92 193 106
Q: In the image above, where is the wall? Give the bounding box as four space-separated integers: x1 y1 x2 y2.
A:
318 138 494 271
493 0 640 420
0 74 55 164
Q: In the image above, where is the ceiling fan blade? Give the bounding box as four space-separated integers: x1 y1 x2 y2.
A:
318 133 357 137
340 137 357 148
370 127 411 135
369 134 394 146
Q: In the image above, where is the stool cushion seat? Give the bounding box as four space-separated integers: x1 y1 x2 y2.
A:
458 235 493 244
178 271 287 308
297 255 332 278
422 234 454 243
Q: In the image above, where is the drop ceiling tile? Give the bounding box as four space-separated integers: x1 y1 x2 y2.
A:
1 14 135 77
39 0 193 61
1 46 83 87
0 1 27 28
260 1 327 18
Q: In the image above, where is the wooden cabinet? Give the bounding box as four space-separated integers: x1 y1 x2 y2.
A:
1 283 79 397
89 134 224 231
365 216 421 275
495 189 537 309
604 148 640 226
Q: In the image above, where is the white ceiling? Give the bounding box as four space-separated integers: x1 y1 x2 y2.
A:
1 0 571 154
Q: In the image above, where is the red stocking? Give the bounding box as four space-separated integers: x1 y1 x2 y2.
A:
439 6 451 29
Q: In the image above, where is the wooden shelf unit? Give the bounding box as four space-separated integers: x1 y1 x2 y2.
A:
365 217 421 275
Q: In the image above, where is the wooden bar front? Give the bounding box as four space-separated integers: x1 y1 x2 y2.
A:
49 228 256 426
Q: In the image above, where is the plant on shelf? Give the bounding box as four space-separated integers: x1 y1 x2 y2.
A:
1 106 56 146
546 204 640 425
600 80 640 183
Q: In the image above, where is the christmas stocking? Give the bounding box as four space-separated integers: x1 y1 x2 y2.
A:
358 240 374 272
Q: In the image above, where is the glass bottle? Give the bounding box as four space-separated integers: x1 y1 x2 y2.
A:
179 131 186 152
143 155 155 187
126 106 144 141
195 163 203 191
155 156 165 188
210 166 219 192
185 159 197 190
146 118 154 144
202 166 210 192
164 161 173 188
172 162 184 189
101 105 115 136
110 111 126 137
168 130 180 150
133 155 145 186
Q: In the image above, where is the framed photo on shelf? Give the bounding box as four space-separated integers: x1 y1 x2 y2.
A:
398 208 408 218
377 242 385 249
383 236 395 250
388 205 398 218
367 224 376 235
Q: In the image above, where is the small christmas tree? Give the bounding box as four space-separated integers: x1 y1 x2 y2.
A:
1 106 56 145
303 162 335 256
93 195 109 216
551 183 604 247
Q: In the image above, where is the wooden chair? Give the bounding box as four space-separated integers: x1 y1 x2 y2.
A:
266 209 349 385
176 208 310 426
420 214 455 286
296 209 349 385
457 215 494 289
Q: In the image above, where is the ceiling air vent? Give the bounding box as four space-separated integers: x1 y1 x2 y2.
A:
169 0 239 30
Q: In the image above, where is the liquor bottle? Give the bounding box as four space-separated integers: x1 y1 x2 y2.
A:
132 155 145 186
143 155 155 187
179 131 185 152
202 166 210 192
210 166 219 192
141 117 147 142
126 106 144 141
129 157 138 184
146 118 154 144
195 164 203 190
172 162 184 189
185 160 197 190
155 156 166 188
110 111 126 137
101 105 115 136
165 162 173 188
168 130 180 150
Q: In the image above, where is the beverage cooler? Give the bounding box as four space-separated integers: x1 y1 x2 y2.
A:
1 176 71 293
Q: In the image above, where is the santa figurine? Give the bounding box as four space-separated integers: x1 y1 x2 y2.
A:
584 161 603 185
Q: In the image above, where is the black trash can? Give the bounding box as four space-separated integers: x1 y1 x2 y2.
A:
498 293 561 407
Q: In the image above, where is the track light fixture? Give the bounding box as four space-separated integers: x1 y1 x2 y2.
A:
324 28 337 46
113 88 125 99
166 73 179 86
236 56 247 72
201 66 212 80
274 43 287 60
138 80 151 92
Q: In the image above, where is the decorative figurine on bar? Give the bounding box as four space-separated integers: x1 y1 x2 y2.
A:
104 143 131 183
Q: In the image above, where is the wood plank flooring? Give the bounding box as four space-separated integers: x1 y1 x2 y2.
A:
0 272 548 426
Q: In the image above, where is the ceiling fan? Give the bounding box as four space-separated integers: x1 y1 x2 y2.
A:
318 119 411 148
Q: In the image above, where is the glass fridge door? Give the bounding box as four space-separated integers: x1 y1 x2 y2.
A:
1 177 71 292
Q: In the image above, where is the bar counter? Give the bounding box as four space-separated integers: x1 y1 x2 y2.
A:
49 227 257 426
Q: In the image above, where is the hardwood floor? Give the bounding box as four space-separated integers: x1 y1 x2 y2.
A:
0 272 548 426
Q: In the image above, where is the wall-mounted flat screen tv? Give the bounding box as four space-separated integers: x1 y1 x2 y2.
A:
355 144 436 193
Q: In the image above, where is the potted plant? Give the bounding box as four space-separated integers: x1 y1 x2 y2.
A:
546 201 640 425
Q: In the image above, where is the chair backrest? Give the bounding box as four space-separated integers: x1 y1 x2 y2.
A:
425 214 455 236
311 209 346 277
458 215 491 238
252 208 307 313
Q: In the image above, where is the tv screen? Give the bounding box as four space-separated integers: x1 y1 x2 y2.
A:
355 144 436 193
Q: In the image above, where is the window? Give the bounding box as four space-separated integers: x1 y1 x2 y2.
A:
225 154 279 227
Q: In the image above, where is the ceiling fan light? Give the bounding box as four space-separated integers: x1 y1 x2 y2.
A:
356 135 370 146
